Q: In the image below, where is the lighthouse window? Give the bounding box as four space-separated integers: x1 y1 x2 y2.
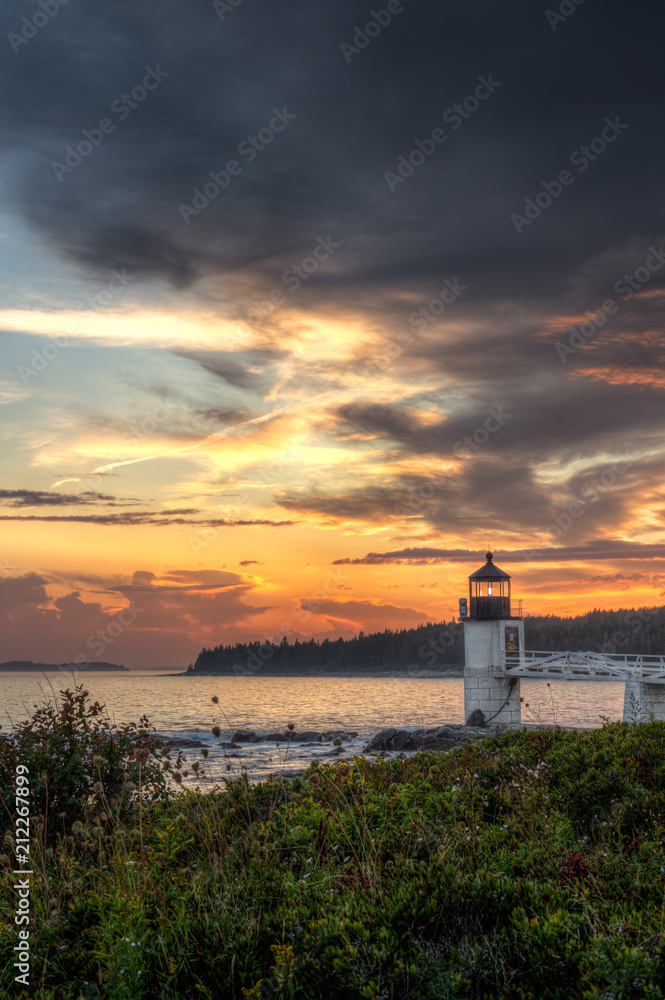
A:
471 579 509 597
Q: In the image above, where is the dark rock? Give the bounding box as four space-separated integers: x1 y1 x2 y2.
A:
364 723 500 754
401 730 454 751
465 709 487 728
231 730 261 743
363 728 411 752
261 730 325 742
162 736 206 749
219 742 240 749
434 726 462 737
232 728 359 743
363 727 397 751
404 735 461 751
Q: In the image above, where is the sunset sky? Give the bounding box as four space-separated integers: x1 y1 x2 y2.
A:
1 0 664 666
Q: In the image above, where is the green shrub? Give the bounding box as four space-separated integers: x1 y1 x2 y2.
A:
1 715 665 998
0 684 173 843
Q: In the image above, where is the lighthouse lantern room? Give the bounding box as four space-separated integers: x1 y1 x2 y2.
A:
467 551 512 619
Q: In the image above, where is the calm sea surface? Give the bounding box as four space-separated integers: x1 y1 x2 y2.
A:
0 672 626 783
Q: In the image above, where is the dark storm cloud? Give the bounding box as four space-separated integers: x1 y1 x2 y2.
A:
296 596 427 630
118 567 245 593
3 0 665 578
332 374 663 462
0 489 139 507
2 0 665 307
0 512 297 526
276 483 411 522
172 350 283 391
0 572 51 607
333 541 665 565
278 444 656 543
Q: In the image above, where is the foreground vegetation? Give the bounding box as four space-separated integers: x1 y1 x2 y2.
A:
1 690 665 998
189 604 665 674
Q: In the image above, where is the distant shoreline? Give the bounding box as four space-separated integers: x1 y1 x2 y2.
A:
0 661 129 672
179 669 464 678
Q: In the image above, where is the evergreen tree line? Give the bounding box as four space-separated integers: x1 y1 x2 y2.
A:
187 604 665 675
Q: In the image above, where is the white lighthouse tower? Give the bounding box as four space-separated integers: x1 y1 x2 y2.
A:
459 552 523 727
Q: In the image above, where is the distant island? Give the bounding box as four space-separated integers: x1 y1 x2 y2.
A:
186 605 665 676
0 661 129 672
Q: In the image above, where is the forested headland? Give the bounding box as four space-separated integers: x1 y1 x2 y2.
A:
186 604 665 675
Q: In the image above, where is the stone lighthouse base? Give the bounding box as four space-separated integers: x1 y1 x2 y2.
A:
463 618 523 727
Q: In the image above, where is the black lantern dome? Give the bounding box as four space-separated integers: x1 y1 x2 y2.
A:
467 551 512 619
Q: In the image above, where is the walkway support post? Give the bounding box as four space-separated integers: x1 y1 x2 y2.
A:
623 680 665 722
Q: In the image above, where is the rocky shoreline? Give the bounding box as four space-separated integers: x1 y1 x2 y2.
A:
149 719 592 785
156 721 505 757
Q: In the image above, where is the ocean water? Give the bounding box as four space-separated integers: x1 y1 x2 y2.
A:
0 671 626 783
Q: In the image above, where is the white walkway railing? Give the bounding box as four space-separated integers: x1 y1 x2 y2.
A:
503 649 665 684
